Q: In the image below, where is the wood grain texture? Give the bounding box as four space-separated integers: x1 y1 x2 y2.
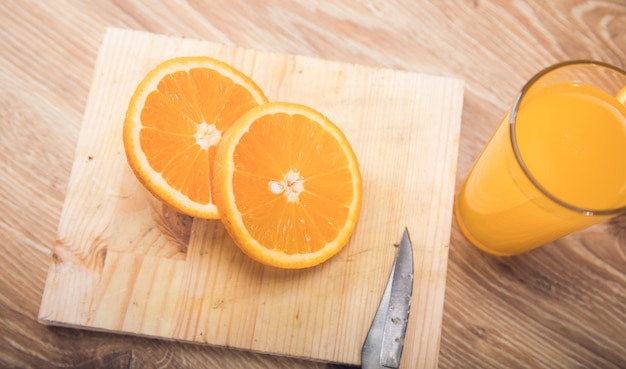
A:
37 27 463 368
1 1 625 369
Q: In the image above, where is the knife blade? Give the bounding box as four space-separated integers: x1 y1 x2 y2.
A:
361 228 414 369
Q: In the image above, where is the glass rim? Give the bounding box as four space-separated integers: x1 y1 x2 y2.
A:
509 59 626 216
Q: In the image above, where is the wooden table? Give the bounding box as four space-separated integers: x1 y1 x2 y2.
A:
1 1 624 368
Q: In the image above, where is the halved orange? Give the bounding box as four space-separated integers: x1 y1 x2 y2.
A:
213 102 362 269
123 57 269 218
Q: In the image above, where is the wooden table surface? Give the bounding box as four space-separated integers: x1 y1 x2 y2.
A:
1 1 624 368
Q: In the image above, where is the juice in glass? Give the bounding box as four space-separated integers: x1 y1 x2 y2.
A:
455 61 626 255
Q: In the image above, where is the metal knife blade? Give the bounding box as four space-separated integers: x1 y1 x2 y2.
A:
361 228 414 369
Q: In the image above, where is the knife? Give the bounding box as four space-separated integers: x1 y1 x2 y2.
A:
361 228 414 369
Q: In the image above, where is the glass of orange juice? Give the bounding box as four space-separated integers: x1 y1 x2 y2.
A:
455 60 626 255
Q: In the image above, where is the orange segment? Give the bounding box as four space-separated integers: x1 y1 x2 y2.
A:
123 57 269 218
213 102 362 269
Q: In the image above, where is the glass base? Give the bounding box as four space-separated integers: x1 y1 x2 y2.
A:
454 198 523 257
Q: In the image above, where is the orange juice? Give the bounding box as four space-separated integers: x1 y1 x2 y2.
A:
455 81 626 255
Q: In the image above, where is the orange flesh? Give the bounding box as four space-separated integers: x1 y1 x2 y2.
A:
138 68 262 204
231 112 354 255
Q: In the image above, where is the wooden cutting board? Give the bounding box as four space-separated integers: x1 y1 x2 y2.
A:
39 27 463 368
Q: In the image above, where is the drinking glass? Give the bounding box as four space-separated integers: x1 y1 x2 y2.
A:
455 60 626 255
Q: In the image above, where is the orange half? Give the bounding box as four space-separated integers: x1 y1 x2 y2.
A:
213 102 362 268
123 57 269 218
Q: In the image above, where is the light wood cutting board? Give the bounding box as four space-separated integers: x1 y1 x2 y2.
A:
39 27 463 368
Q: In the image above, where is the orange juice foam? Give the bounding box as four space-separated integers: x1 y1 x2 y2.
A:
455 82 626 255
